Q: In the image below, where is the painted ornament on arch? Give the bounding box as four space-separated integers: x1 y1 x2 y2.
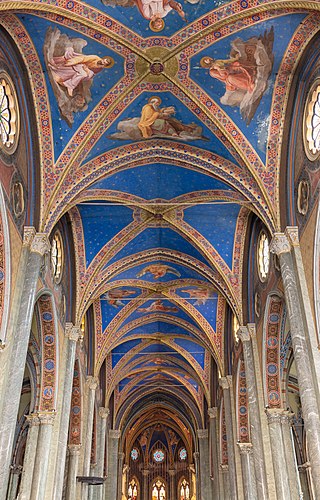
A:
101 0 200 32
44 27 114 126
109 96 206 141
200 28 274 124
101 288 136 308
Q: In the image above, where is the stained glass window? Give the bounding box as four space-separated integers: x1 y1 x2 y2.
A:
0 77 18 152
131 448 139 461
257 232 269 282
153 449 165 463
51 231 64 282
179 448 187 461
305 83 320 159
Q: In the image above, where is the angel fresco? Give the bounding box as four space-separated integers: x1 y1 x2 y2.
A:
109 96 206 142
44 27 114 127
101 289 136 308
180 287 212 305
200 28 274 124
137 264 181 279
137 300 179 313
101 0 200 32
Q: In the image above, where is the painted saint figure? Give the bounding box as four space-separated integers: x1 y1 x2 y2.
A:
200 28 274 124
44 27 114 126
48 47 113 97
101 0 195 31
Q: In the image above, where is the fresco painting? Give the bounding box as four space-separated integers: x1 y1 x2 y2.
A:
200 28 274 124
136 264 181 279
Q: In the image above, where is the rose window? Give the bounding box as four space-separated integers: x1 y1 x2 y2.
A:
0 76 19 152
131 448 139 461
153 449 165 463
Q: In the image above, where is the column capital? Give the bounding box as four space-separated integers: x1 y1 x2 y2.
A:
285 226 300 247
23 226 36 247
219 375 232 390
238 326 250 342
208 407 218 419
37 411 56 425
168 469 176 477
270 233 291 256
247 323 256 338
197 429 208 439
265 408 283 425
109 429 121 439
65 323 81 342
68 444 82 456
25 413 40 426
281 410 295 426
10 464 23 474
220 464 229 473
86 375 99 391
142 469 149 477
99 407 110 419
193 451 200 461
237 442 253 455
31 233 51 256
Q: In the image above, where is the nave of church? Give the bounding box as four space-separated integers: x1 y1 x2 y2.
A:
0 1 320 499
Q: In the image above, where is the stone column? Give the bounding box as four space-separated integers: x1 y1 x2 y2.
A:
53 323 80 500
17 414 40 500
105 430 121 500
30 411 56 500
117 452 124 500
281 411 300 500
193 452 200 500
7 465 23 500
237 443 257 500
197 429 211 500
93 408 109 500
270 229 320 497
0 229 50 499
142 469 149 500
238 326 269 499
220 464 230 500
169 469 175 500
82 376 99 500
208 407 220 499
219 377 238 499
66 444 81 500
266 409 291 500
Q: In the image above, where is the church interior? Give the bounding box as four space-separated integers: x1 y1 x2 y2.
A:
0 1 320 499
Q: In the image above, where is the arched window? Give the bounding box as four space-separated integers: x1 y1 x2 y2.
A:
128 478 139 500
152 479 166 500
179 478 190 500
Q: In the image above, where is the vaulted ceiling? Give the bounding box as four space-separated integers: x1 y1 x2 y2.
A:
3 0 320 433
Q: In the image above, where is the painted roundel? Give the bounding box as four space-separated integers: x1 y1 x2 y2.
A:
304 82 320 160
131 448 139 461
153 449 165 463
179 447 187 461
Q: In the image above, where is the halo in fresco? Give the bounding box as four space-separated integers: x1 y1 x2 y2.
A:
200 28 274 125
101 0 200 31
44 27 114 126
109 96 207 142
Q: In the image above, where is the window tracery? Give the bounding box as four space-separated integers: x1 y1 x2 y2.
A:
257 231 270 282
51 230 64 283
304 81 320 160
0 74 19 153
152 479 166 500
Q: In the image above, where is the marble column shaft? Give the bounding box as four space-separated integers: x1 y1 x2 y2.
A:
53 324 80 500
193 452 201 500
197 430 211 500
169 469 175 500
82 376 98 500
117 452 124 500
7 465 23 500
280 411 300 500
219 377 238 499
93 408 109 500
142 469 149 500
238 326 269 499
220 464 230 500
17 414 40 500
208 408 220 499
0 229 50 499
104 430 121 500
266 409 291 500
30 412 56 500
270 230 320 497
237 443 257 500
66 444 81 500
